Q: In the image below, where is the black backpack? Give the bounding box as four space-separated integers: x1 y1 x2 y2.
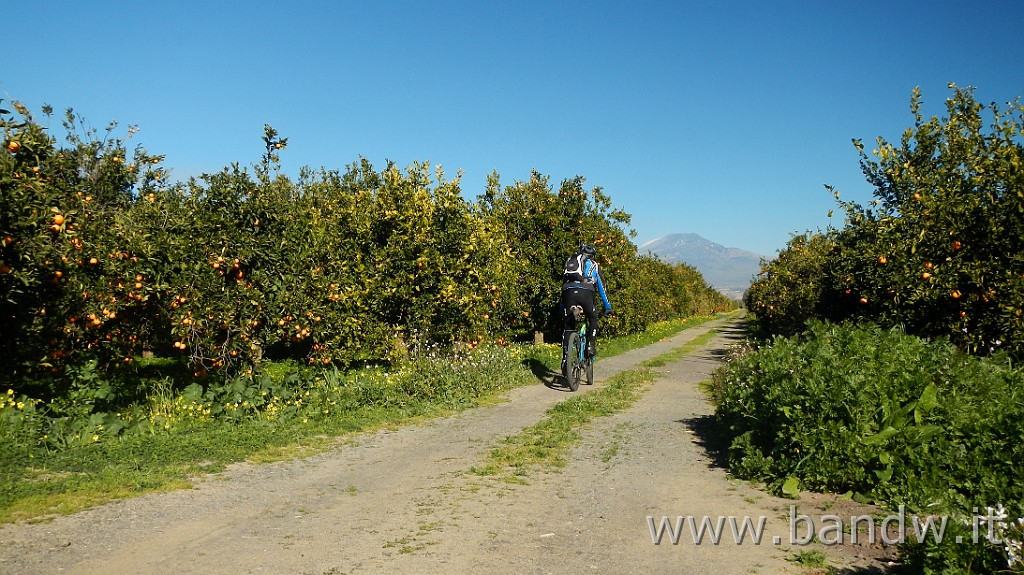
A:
563 252 591 283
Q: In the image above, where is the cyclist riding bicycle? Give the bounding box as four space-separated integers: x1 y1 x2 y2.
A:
561 243 612 372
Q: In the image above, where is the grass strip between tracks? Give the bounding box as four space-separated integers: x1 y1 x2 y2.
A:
469 327 723 482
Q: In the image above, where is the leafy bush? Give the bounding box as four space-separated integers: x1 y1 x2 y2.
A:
711 321 1024 572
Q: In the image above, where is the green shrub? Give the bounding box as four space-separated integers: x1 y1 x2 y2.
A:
711 321 1024 572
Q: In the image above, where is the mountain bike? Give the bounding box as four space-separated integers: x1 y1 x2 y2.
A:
562 305 594 392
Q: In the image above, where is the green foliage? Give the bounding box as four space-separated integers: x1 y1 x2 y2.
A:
745 85 1024 360
713 321 1024 509
477 170 734 341
711 321 1024 573
733 84 1024 573
744 232 839 336
898 518 1010 575
787 550 829 568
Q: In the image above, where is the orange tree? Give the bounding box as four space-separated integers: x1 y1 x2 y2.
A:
744 231 840 336
157 148 515 374
747 85 1024 357
1 101 170 394
4 95 734 400
477 169 731 341
614 251 734 334
341 159 515 355
476 170 569 341
839 84 1024 355
476 171 638 341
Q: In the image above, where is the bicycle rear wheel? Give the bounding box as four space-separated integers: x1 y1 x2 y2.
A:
565 332 581 392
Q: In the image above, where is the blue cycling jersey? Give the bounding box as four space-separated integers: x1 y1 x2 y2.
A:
566 259 612 311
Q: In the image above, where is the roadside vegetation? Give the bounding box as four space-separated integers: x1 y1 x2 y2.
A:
724 84 1024 573
0 314 719 524
0 100 731 399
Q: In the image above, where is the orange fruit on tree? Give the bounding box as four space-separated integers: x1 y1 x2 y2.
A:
52 214 65 225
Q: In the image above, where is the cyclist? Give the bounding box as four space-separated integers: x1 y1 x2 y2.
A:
561 243 612 371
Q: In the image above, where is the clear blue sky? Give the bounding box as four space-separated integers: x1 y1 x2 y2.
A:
4 1 1022 256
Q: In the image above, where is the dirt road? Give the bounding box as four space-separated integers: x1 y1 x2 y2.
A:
0 316 894 574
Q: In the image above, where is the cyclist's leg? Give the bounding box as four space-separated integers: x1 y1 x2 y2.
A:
582 292 599 357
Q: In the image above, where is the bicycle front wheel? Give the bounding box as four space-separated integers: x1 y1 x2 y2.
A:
585 356 594 386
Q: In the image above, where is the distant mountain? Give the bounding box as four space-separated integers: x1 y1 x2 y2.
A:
638 233 765 300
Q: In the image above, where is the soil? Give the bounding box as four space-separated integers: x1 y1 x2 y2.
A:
0 315 901 574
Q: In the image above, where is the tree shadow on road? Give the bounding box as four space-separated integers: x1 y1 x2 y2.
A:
674 321 749 470
676 413 732 470
695 322 749 361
